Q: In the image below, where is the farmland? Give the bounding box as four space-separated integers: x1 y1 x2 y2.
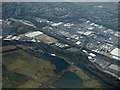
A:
2 50 58 88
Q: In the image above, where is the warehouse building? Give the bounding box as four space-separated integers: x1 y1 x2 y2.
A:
110 48 120 57
25 31 43 38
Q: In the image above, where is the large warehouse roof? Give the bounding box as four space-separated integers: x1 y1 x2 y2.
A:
25 31 43 38
110 48 120 57
109 64 120 71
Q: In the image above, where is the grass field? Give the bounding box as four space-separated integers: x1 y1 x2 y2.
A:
2 45 17 51
2 50 57 88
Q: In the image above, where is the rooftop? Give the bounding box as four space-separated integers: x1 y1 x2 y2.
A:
110 48 120 57
88 27 94 30
83 31 92 36
89 53 96 57
0 36 2 39
51 22 63 26
109 64 120 71
75 41 81 45
25 31 43 38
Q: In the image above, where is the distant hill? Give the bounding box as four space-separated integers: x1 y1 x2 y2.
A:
2 2 118 31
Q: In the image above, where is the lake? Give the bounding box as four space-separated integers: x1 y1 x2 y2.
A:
42 53 70 73
53 71 85 88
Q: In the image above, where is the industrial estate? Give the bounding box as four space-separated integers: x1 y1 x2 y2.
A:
2 17 120 79
1 2 120 88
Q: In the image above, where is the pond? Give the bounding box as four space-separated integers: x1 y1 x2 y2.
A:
42 53 70 73
53 71 85 88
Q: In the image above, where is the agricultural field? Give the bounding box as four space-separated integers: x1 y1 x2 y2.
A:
2 50 58 88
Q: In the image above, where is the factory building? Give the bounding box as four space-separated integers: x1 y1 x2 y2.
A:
110 48 120 57
25 31 43 38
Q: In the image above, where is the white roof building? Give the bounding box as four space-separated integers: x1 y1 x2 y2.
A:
11 36 17 40
80 36 83 39
112 56 120 61
65 44 69 47
114 32 120 37
88 56 92 60
75 41 81 45
6 35 12 39
109 64 120 71
88 27 94 30
15 36 21 40
90 23 95 26
0 36 2 39
51 54 56 56
94 24 99 27
25 31 43 38
77 31 85 34
51 22 63 26
98 26 103 29
86 21 90 23
64 23 74 27
70 34 78 38
92 49 98 53
107 43 113 47
31 39 36 42
3 38 11 41
83 31 92 36
110 48 120 57
0 19 2 22
82 50 87 53
75 37 79 40
89 53 96 57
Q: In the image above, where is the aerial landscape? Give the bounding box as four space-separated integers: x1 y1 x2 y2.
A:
1 2 120 88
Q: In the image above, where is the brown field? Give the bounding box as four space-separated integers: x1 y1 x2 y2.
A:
36 34 58 44
16 45 36 50
2 45 16 51
18 80 41 88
